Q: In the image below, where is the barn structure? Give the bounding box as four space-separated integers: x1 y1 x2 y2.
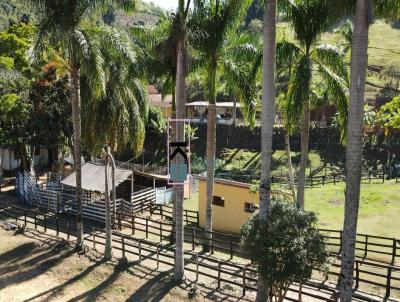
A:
16 161 174 223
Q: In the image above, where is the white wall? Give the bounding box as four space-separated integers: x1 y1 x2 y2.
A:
0 148 20 171
0 147 49 172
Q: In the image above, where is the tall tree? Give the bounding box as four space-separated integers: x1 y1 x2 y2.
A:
256 0 276 300
280 0 349 208
27 0 136 249
173 0 191 282
190 0 252 249
338 0 400 300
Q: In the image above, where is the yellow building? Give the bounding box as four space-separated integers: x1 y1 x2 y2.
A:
148 85 173 118
197 176 259 234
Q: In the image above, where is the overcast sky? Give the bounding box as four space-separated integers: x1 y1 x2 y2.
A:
142 0 178 11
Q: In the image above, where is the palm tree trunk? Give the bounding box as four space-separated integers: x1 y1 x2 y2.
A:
296 101 310 208
285 132 296 202
340 1 369 300
204 64 217 251
256 0 276 301
109 151 117 228
173 42 186 282
232 92 237 126
70 65 84 248
104 149 112 260
205 104 216 249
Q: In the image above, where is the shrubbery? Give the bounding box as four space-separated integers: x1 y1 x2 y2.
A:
240 198 328 301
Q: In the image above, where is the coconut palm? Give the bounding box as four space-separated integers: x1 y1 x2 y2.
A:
255 0 276 300
335 1 400 300
190 0 252 249
279 0 350 208
27 0 136 248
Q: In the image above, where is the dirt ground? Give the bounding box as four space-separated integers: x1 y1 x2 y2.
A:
0 227 247 302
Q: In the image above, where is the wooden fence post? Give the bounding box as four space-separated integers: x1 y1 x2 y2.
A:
355 261 360 290
386 266 392 298
118 213 122 231
230 236 233 259
145 219 148 238
93 228 96 249
160 206 163 220
192 228 195 250
47 191 50 210
24 210 27 226
297 283 302 301
139 239 142 260
132 216 135 235
44 214 47 233
196 255 199 282
34 212 37 229
156 244 160 270
160 223 163 242
217 260 221 289
56 217 59 236
363 235 368 259
122 235 126 258
391 240 397 265
242 266 246 296
14 208 18 223
67 220 70 240
211 232 214 254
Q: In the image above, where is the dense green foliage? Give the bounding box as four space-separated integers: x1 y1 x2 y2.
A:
240 199 328 299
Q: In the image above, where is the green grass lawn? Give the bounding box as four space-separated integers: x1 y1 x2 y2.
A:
187 180 400 238
219 148 329 179
306 180 400 238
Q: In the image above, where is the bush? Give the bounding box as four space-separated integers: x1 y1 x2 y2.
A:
240 198 328 300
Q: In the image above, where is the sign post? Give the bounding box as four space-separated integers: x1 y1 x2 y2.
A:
168 119 191 185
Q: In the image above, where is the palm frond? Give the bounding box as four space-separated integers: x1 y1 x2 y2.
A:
285 55 312 133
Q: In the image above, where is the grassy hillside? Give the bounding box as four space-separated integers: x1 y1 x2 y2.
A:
278 20 400 102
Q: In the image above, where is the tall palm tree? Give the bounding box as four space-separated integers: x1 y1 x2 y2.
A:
27 0 136 248
280 0 350 208
256 0 276 300
190 0 252 249
172 0 191 282
337 1 400 300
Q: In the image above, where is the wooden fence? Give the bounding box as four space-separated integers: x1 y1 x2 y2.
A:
0 201 399 301
216 169 395 188
112 210 400 267
150 204 199 225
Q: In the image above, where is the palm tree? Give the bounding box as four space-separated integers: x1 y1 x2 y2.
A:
256 0 276 300
190 0 252 249
337 1 400 300
280 0 350 208
27 0 136 248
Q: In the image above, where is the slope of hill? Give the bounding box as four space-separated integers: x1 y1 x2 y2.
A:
277 20 400 104
0 0 163 30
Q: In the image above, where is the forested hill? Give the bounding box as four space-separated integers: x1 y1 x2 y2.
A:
0 0 164 30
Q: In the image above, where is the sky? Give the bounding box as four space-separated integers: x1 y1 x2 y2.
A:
142 0 178 11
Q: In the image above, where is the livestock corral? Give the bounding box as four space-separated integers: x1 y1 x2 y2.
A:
1 168 399 301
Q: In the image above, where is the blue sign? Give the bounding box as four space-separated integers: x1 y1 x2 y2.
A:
170 163 188 183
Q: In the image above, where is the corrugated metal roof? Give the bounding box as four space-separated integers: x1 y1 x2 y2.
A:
61 163 132 193
186 101 241 107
